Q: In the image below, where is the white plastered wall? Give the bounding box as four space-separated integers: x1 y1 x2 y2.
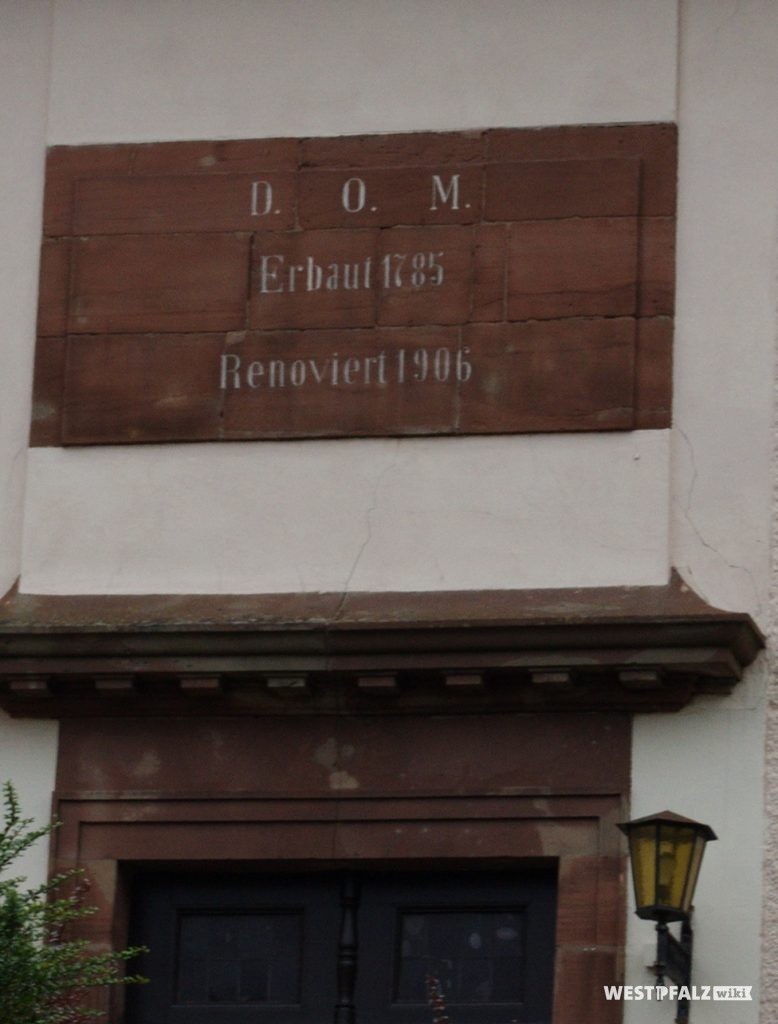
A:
0 0 58 889
626 3 778 1023
0 4 775 1020
0 1 50 597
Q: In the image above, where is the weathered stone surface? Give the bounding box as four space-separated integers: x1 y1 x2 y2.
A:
34 125 676 445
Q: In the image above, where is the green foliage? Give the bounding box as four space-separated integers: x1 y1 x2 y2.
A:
0 782 146 1024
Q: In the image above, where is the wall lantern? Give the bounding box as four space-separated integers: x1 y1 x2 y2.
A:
619 810 717 1023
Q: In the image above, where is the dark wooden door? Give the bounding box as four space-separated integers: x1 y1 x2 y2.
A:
126 870 556 1024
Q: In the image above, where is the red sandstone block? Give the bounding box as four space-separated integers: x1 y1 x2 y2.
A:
486 123 677 216
250 229 379 330
638 216 675 316
131 137 299 175
377 225 472 327
299 166 482 228
46 144 134 177
471 224 507 322
69 234 250 334
553 946 622 1024
301 130 484 168
73 173 296 234
508 217 638 320
62 334 226 444
634 316 673 429
42 173 75 239
43 145 133 236
37 238 70 336
44 139 299 237
222 327 460 439
460 319 635 433
556 856 614 945
29 336 66 446
486 158 639 221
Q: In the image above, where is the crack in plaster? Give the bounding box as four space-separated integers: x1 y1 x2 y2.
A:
337 442 401 607
675 426 763 618
2 445 27 587
3 445 26 503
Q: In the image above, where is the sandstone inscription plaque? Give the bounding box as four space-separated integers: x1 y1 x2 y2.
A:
33 125 675 445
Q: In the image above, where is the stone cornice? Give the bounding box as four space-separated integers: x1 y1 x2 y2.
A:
0 571 763 717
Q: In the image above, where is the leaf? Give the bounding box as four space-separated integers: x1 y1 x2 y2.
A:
0 782 147 1023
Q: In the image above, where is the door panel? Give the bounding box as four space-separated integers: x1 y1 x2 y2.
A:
127 874 341 1024
356 872 556 1024
127 869 556 1024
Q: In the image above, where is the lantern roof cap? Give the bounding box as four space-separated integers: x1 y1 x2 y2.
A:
618 810 717 841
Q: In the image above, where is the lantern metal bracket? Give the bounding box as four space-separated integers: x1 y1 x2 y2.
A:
654 916 693 1024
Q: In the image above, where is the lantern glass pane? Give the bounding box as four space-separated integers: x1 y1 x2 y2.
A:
657 825 695 911
681 834 707 913
629 824 657 910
